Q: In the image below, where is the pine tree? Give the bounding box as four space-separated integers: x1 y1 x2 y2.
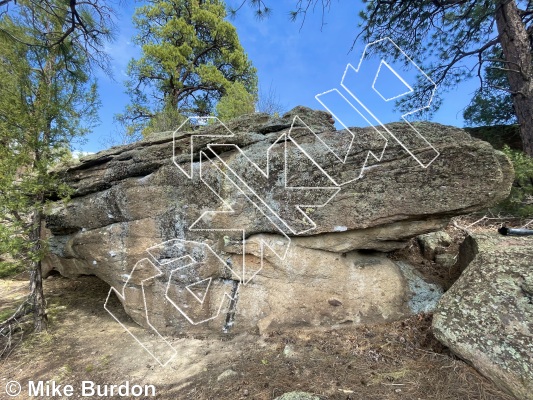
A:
357 1 533 156
0 2 102 337
118 0 258 137
463 47 517 126
216 81 256 121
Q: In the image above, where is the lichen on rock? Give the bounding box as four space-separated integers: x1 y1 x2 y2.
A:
433 233 533 400
43 107 514 335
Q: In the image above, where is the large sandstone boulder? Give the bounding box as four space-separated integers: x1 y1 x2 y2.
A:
43 107 513 334
433 233 533 400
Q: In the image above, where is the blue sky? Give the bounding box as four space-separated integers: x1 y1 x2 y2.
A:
83 1 481 153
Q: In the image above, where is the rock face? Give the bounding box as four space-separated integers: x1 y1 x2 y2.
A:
433 233 533 400
43 107 513 334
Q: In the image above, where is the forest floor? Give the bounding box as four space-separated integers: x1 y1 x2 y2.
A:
0 217 521 400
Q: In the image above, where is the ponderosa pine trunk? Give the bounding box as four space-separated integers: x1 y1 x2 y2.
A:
495 0 533 156
28 206 47 332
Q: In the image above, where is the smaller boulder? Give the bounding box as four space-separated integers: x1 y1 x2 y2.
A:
435 253 456 267
283 344 297 359
274 392 320 400
433 233 533 400
417 231 452 261
217 369 238 382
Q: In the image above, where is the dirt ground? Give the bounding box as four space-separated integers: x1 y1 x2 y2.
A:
0 218 520 400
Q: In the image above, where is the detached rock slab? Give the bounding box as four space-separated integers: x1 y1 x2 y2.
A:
433 233 533 400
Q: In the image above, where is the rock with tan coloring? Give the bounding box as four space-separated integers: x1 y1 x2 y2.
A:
43 107 513 334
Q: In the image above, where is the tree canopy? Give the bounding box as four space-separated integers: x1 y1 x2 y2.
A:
463 47 517 126
216 81 255 121
356 0 533 155
119 0 258 137
0 0 115 71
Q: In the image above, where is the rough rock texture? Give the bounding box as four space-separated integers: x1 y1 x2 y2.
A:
417 231 452 261
43 107 513 334
433 233 533 400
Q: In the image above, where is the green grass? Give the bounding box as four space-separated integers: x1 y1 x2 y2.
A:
0 307 17 321
0 261 25 279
